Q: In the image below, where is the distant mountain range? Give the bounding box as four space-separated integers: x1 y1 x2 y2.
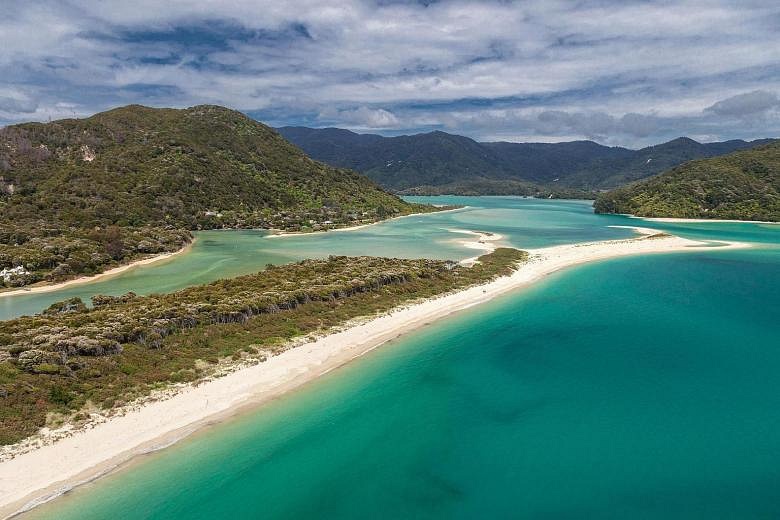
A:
278 126 775 195
595 140 780 222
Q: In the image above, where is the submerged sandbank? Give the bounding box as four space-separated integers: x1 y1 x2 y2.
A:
447 229 505 265
0 229 749 518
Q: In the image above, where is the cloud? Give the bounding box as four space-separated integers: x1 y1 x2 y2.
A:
705 90 780 117
427 108 670 144
0 95 38 114
319 106 400 129
619 113 662 138
527 111 666 140
0 0 778 146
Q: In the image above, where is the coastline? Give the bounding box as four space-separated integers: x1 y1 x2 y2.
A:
267 206 467 238
0 206 463 301
627 215 778 225
0 241 194 299
447 229 505 265
0 230 750 518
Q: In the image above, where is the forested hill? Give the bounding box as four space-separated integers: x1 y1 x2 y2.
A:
1 105 415 230
594 140 780 221
278 126 773 194
0 105 423 286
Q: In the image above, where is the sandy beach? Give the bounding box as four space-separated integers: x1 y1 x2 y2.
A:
0 241 194 299
447 229 505 265
0 229 749 518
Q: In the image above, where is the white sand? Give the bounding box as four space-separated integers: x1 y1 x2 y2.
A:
0 229 749 518
0 242 194 299
447 229 505 265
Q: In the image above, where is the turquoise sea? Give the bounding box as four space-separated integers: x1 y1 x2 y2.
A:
13 197 780 519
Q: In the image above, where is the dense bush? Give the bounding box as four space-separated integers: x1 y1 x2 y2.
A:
0 223 191 285
595 141 780 221
400 179 593 198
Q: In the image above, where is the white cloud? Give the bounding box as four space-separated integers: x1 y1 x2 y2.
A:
0 0 778 145
319 106 400 129
705 90 780 117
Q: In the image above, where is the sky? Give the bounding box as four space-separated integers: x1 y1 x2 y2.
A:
1 0 779 148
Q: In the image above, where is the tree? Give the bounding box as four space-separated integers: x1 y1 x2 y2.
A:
104 225 124 260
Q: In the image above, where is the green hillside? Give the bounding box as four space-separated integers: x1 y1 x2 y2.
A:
594 141 780 221
0 105 424 286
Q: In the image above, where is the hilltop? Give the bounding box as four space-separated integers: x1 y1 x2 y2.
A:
0 105 424 286
594 141 780 221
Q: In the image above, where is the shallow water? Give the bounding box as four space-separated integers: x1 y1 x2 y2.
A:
26 242 780 519
7 197 774 320
2 198 639 320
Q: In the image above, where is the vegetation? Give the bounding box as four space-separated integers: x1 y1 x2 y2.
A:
400 179 593 199
0 248 527 445
278 126 774 192
0 105 433 286
594 141 780 221
0 225 190 287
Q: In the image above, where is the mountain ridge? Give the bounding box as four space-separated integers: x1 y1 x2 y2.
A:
278 126 775 194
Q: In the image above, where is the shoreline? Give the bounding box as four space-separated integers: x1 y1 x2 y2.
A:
0 241 195 299
627 215 778 225
0 230 750 518
267 206 467 238
447 229 505 265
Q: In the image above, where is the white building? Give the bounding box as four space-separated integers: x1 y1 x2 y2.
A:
1 266 30 282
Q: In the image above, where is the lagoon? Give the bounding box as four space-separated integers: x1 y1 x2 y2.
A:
3 198 637 320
